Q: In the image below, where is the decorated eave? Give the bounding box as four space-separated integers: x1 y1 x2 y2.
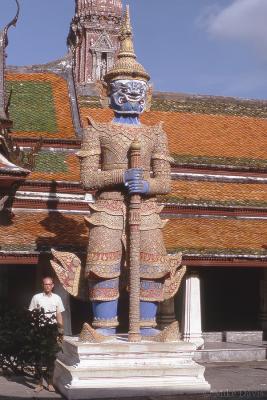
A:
0 1 30 190
0 115 12 130
1 250 267 268
0 152 29 189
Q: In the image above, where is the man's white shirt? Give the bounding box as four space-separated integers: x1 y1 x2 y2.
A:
29 292 65 317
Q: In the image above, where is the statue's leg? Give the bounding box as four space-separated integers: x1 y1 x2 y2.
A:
140 228 166 337
86 225 122 336
140 299 160 336
92 299 118 335
89 278 119 335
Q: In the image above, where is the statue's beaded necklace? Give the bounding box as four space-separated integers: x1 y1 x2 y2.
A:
113 114 140 125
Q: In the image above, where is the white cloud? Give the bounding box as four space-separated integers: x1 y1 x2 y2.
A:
200 0 267 59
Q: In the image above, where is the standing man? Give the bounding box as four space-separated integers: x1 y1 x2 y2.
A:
29 276 65 393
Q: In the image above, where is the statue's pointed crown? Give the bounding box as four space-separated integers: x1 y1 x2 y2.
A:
104 5 150 83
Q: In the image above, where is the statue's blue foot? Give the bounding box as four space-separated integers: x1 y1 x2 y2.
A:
95 327 116 336
91 300 118 335
140 327 160 337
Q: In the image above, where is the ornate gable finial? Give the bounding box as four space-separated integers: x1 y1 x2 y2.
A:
104 5 150 83
0 0 20 122
0 1 38 172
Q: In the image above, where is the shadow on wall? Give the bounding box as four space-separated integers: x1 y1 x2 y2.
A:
36 180 91 334
35 180 88 253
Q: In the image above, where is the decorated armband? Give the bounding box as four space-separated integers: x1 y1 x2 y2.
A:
146 126 172 195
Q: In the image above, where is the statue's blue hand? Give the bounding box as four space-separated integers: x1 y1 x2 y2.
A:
124 168 143 184
127 180 150 194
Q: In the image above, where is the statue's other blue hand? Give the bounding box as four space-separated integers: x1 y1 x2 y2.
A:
124 168 143 184
127 180 150 194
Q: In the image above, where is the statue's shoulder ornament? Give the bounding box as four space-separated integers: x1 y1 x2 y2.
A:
77 117 109 158
142 121 165 136
154 121 165 135
149 121 174 163
84 117 108 133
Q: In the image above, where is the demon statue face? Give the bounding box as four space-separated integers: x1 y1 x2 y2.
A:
109 79 148 115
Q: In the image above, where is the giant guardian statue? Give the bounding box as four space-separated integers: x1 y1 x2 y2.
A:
52 6 185 342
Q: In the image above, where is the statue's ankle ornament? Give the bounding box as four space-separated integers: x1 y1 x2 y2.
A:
143 321 181 342
79 323 116 343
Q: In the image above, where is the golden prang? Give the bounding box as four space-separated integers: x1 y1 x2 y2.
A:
104 5 150 83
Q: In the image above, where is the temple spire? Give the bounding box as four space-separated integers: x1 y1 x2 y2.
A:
76 0 122 17
68 0 123 86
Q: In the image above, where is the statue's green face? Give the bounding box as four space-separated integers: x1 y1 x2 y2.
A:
109 79 148 115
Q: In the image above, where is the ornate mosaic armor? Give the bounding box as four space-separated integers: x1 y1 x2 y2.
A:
77 118 180 330
51 5 185 340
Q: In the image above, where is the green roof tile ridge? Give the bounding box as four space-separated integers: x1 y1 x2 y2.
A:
161 197 267 209
151 96 267 118
171 154 267 170
168 247 267 256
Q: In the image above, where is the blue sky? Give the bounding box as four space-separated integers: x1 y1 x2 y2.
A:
1 0 267 100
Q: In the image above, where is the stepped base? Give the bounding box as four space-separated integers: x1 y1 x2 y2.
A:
195 342 267 363
193 331 267 363
54 336 210 400
203 331 263 343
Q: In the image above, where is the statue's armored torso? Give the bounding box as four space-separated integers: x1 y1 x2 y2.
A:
78 119 172 200
78 118 171 242
75 117 184 318
95 122 157 175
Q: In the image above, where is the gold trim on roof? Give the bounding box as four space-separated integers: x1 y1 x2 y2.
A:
104 5 150 83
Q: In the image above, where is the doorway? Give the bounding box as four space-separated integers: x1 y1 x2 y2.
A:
0 264 36 310
201 267 261 331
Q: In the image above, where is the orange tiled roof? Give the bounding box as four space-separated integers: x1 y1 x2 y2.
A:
163 218 267 252
80 107 267 161
1 210 265 255
170 180 267 204
0 212 88 250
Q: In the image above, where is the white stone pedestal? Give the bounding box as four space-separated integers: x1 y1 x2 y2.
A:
54 336 210 399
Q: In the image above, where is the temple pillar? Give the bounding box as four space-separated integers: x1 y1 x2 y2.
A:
182 271 204 349
259 268 267 339
0 265 8 300
157 299 176 330
54 279 72 336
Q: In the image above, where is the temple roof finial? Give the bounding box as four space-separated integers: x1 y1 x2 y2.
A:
104 5 150 83
0 0 20 122
2 0 20 47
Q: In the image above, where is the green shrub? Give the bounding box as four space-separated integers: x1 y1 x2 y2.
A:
0 305 60 377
